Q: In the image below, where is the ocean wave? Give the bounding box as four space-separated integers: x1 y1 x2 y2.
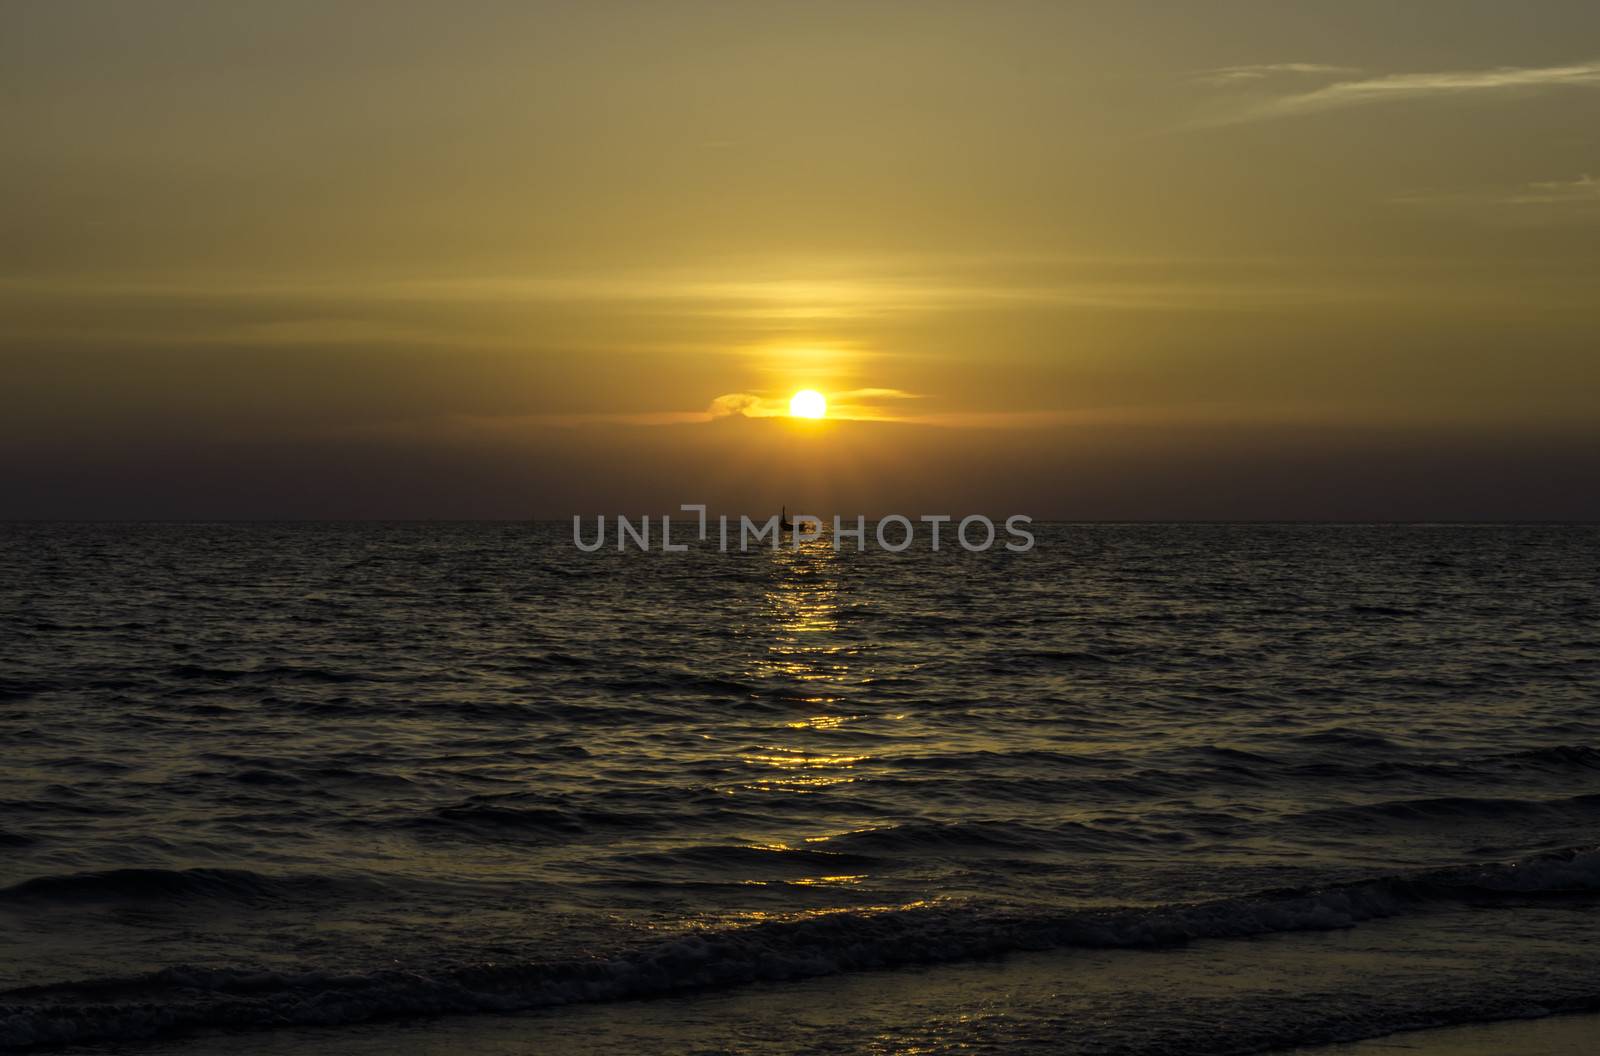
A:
999 649 1117 669
1498 745 1600 771
164 663 364 686
817 818 1185 855
0 868 380 907
5 846 1600 1050
1346 603 1419 617
410 797 674 839
1297 792 1600 830
1277 744 1600 783
0 678 58 704
608 843 882 873
1288 727 1398 749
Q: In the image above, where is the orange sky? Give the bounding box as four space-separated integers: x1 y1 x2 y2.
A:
3 2 1598 518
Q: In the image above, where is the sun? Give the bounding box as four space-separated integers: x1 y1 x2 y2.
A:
789 389 827 419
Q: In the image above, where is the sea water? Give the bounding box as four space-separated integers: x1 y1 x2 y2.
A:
1 522 1597 1052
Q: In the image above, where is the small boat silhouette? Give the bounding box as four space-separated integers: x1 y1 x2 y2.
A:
779 506 818 532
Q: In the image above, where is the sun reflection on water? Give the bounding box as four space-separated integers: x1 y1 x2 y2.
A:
727 539 876 807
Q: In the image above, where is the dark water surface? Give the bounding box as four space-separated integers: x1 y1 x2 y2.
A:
1 523 1598 1052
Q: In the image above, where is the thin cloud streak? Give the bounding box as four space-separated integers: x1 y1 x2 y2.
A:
1392 174 1600 218
1200 58 1600 125
707 388 923 422
1509 174 1600 205
1193 63 1360 85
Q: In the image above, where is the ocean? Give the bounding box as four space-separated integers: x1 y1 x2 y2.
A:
1 522 1598 1054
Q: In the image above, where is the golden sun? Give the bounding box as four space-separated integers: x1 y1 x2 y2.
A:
789 390 827 419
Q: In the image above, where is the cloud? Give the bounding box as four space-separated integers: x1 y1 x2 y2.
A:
708 392 781 418
1393 174 1600 219
832 387 921 402
1200 58 1600 125
706 387 923 422
1193 63 1360 85
1506 173 1600 205
8 252 1488 352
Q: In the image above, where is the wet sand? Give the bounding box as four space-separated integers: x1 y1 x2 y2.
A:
1296 1012 1600 1054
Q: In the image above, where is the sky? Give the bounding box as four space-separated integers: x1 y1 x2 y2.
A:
3 0 1598 519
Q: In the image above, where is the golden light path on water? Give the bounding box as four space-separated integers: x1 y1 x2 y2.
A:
747 536 856 790
719 533 923 908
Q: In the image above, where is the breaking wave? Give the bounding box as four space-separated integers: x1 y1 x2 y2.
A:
5 846 1600 1050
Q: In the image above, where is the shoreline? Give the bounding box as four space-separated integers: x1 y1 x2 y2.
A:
1293 1012 1600 1054
101 906 1600 1056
